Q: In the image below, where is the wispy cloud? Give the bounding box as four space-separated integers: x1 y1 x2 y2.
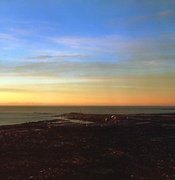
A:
163 33 175 40
0 20 60 50
108 9 174 29
48 35 136 54
8 28 33 36
20 54 87 61
158 10 174 17
0 32 25 50
0 33 17 41
1 32 174 81
48 35 175 65
0 88 31 93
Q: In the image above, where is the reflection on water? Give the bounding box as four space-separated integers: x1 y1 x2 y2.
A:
69 119 93 124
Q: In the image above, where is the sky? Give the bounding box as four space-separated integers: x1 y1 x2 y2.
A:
0 0 175 106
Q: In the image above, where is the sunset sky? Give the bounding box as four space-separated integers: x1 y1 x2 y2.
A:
0 0 175 106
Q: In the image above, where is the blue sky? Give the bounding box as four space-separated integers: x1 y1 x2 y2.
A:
0 0 175 105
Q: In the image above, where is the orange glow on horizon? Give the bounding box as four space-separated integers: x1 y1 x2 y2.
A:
1 90 174 106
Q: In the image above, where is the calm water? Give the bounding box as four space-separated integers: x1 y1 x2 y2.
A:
0 106 175 126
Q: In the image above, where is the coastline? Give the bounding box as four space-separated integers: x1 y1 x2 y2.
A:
0 113 175 179
1 105 175 126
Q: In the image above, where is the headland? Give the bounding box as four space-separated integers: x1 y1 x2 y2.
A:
0 113 175 179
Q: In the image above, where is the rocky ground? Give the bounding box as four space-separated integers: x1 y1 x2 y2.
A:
0 113 175 179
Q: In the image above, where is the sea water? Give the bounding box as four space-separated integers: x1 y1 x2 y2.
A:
0 106 174 126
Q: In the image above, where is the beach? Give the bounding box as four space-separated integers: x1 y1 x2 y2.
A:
0 113 175 179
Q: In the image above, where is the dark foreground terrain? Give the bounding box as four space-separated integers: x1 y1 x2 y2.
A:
0 113 175 179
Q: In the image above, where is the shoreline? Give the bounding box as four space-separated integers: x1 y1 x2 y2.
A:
0 113 175 179
1 112 175 127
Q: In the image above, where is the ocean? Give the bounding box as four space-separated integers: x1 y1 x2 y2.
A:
0 106 175 126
